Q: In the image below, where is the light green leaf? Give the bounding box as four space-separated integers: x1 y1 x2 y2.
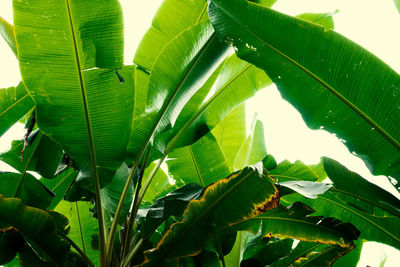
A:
55 200 99 266
0 16 17 56
296 12 335 31
13 0 134 188
0 83 34 138
394 0 400 13
269 160 327 183
212 104 247 171
134 0 208 71
167 132 231 187
234 119 267 170
209 0 400 181
143 162 171 203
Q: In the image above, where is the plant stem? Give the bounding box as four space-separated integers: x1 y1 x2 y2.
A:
122 146 151 258
60 234 95 267
121 238 144 267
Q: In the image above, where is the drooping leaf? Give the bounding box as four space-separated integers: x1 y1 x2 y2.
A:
234 119 267 170
0 83 34 138
41 168 78 210
241 237 293 266
269 160 327 183
209 0 400 181
0 172 53 209
0 196 74 265
138 183 204 238
323 157 400 217
55 200 99 266
0 16 17 56
167 132 231 187
142 167 279 264
1 131 63 179
134 0 208 72
303 191 400 250
100 163 134 224
13 0 134 188
291 244 355 266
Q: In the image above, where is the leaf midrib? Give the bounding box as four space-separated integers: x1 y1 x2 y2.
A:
213 0 400 151
0 93 30 119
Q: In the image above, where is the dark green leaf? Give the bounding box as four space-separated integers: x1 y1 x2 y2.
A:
0 228 24 265
142 167 279 264
209 0 400 181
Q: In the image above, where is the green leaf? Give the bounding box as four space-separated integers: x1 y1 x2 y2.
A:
296 12 335 31
167 132 231 187
269 160 327 183
212 104 247 171
126 22 228 163
279 181 332 199
100 163 133 224
0 17 17 56
291 244 355 267
333 240 363 267
0 196 73 265
1 131 63 179
224 231 249 267
394 0 400 13
241 237 293 266
0 172 53 209
134 0 208 71
323 157 400 217
142 167 279 264
209 0 400 181
234 119 267 170
13 0 133 188
143 162 171 203
41 168 78 210
0 83 34 138
0 228 24 265
240 203 358 248
303 191 400 250
138 183 204 238
55 200 99 266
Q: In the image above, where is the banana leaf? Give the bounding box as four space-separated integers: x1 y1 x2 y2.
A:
0 16 16 56
209 0 400 181
13 0 133 188
0 83 34 138
142 167 279 265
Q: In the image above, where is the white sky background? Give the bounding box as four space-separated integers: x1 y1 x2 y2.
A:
0 0 400 266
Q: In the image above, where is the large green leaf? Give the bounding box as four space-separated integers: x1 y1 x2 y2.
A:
142 167 279 264
13 0 133 188
55 200 99 266
0 172 53 210
0 83 34 138
0 17 17 56
224 231 249 266
100 163 134 224
209 0 400 181
142 162 171 203
134 0 208 71
167 132 231 187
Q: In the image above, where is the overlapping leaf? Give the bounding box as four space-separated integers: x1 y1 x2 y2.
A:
13 0 133 188
209 0 400 181
142 167 279 264
0 17 17 56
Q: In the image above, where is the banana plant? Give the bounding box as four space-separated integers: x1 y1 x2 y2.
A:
0 0 399 266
